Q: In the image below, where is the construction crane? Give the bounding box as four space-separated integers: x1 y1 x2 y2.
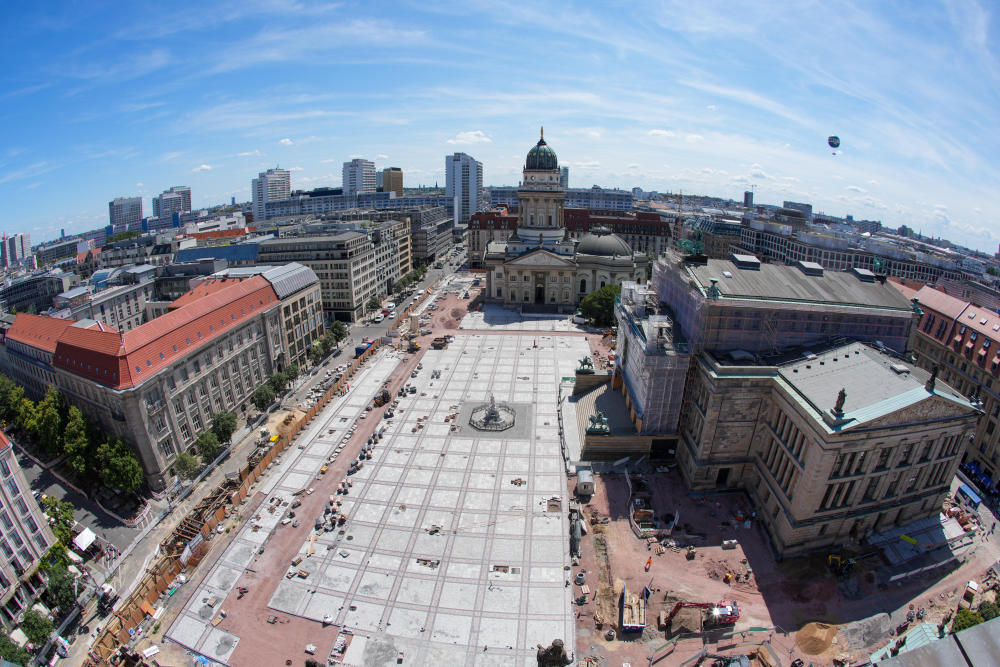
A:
666 599 741 626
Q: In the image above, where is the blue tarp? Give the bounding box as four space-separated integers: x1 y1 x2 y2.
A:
958 483 982 507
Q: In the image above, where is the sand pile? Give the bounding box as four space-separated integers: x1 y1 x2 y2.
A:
796 622 837 655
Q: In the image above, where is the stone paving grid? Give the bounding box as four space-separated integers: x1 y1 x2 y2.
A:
268 334 587 666
164 349 405 663
459 304 588 332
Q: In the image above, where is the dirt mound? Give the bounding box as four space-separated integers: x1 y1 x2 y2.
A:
796 622 837 655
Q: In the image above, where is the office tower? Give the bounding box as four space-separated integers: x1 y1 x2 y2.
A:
251 168 291 221
382 167 403 197
108 196 143 232
445 153 483 224
1 233 30 268
342 159 377 196
153 186 192 218
560 166 569 189
744 190 753 208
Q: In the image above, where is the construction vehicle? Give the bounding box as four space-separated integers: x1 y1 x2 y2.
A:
373 389 391 407
666 599 741 627
431 337 448 349
407 340 420 353
828 554 855 578
620 585 648 633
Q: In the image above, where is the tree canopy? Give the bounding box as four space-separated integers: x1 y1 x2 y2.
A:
952 607 984 633
195 431 221 461
20 608 53 644
0 633 30 665
96 439 143 492
330 321 348 342
45 563 77 612
579 284 621 327
211 411 238 443
252 385 275 411
173 452 200 480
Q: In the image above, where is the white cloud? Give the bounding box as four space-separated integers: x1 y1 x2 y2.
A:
648 129 675 138
320 159 336 163
192 164 212 172
136 182 144 188
348 153 364 159
684 133 704 142
288 166 304 171
846 185 866 193
748 163 769 179
237 149 262 157
376 153 389 160
706 104 717 111
447 130 492 145
279 138 293 146
626 163 640 170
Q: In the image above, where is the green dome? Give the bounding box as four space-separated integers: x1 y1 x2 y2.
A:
526 132 558 170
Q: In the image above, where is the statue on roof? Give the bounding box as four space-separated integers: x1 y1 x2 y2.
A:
833 388 847 417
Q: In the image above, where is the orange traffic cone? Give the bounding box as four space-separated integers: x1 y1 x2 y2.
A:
644 557 652 571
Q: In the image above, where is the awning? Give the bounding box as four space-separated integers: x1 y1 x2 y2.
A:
72 527 97 551
954 335 964 343
966 342 975 350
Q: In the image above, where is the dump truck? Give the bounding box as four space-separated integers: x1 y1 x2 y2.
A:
620 585 648 633
407 341 421 353
373 389 391 407
431 337 448 349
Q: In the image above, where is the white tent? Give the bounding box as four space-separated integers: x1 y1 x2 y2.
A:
72 527 97 551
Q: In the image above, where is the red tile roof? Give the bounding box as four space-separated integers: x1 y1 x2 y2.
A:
0 430 8 452
53 276 279 389
187 227 255 240
6 314 81 354
913 285 970 320
169 276 248 310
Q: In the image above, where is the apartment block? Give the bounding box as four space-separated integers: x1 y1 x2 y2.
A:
342 159 376 196
0 432 56 625
108 196 143 233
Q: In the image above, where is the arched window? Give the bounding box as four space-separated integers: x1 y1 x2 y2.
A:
600 281 606 289
580 278 587 293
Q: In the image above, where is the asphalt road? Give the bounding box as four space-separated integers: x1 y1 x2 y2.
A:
14 448 141 552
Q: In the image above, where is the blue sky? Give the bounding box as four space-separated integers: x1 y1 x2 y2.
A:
1 0 998 252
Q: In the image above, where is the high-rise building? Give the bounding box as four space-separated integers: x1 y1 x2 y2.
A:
251 168 291 221
1 233 30 268
445 152 483 224
560 166 569 189
108 196 143 233
342 159 377 196
382 167 403 197
153 186 192 218
744 190 753 208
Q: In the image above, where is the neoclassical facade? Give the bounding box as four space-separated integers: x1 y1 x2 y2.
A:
484 131 646 310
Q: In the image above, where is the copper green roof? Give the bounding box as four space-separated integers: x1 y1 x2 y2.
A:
526 133 558 170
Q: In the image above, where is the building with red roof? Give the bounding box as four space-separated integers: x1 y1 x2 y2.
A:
1 313 98 398
896 283 1000 485
45 275 290 491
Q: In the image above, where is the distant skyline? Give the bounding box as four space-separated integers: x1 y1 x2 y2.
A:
0 1 997 252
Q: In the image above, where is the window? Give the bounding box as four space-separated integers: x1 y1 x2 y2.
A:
0 459 9 478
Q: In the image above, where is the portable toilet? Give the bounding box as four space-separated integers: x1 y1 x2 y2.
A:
576 469 595 497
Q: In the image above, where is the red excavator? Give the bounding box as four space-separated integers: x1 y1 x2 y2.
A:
666 599 741 626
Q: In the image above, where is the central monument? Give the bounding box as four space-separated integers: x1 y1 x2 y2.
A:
469 393 516 431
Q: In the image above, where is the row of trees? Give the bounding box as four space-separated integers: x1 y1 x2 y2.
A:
173 410 239 481
0 376 143 493
952 601 1000 633
307 322 349 365
250 363 301 413
392 266 427 295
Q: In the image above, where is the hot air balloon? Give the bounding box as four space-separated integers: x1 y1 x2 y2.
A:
828 136 840 149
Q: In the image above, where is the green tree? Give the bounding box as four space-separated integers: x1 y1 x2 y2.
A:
35 387 65 456
211 411 238 444
952 607 984 633
252 385 275 411
63 406 91 477
96 439 143 493
285 362 299 380
307 343 324 365
0 374 24 425
41 496 75 550
366 295 382 313
977 600 1000 621
20 608 53 644
195 431 221 461
0 633 31 666
330 321 348 343
45 564 76 612
173 452 200 480
987 266 998 277
579 283 621 327
268 372 288 394
17 396 37 437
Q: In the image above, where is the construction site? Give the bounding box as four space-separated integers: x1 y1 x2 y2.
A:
78 271 1000 667
569 464 1000 667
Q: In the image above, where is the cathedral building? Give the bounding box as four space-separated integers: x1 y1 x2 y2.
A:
483 131 647 310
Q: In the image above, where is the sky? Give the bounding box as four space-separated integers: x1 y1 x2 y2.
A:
0 1 998 252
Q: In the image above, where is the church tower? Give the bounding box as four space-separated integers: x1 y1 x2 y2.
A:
516 128 566 247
